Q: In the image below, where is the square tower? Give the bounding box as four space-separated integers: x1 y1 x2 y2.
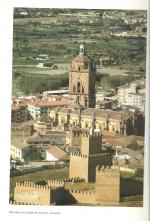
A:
81 130 102 155
95 166 120 205
69 45 96 108
69 129 112 182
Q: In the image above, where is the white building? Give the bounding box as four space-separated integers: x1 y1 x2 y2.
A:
27 100 67 120
125 93 145 110
118 80 145 110
96 91 106 102
11 139 28 161
36 54 49 61
45 146 68 161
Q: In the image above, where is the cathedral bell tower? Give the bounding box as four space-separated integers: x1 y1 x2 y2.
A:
69 45 96 108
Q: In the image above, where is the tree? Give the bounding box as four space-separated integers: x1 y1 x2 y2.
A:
24 147 44 162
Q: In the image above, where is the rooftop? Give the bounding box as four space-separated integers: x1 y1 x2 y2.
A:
73 54 92 63
11 138 29 149
105 135 144 147
27 100 68 107
47 146 68 160
71 125 82 132
81 108 133 120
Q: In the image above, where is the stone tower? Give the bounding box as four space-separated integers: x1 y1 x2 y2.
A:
95 166 120 205
69 128 112 182
69 44 96 108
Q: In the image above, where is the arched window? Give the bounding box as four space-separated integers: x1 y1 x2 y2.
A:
82 86 84 93
77 82 81 93
73 85 76 93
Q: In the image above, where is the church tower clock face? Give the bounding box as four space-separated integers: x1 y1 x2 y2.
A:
69 45 96 108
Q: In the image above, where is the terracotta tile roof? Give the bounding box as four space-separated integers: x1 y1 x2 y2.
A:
47 146 68 159
27 100 68 107
81 108 133 120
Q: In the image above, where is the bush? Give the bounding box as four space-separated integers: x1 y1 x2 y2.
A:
24 147 44 162
18 73 69 95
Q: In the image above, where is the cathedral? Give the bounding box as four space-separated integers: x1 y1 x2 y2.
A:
49 45 136 135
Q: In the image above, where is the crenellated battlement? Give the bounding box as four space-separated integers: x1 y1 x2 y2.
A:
9 201 48 205
15 181 51 190
69 189 95 195
64 177 85 183
96 165 120 173
82 131 102 138
70 152 110 159
70 152 88 158
46 177 85 187
46 179 65 187
89 152 110 159
121 178 143 184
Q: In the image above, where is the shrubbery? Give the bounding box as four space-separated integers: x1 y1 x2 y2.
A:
18 73 69 95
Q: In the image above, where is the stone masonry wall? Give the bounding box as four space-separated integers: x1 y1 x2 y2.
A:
67 189 95 204
88 153 112 182
95 166 120 206
120 178 143 197
14 182 51 205
81 132 102 155
69 153 88 181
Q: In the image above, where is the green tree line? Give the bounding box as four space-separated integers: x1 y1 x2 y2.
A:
17 72 141 95
18 73 69 95
98 74 141 89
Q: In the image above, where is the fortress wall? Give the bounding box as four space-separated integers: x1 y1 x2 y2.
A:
69 153 88 182
47 178 85 189
51 188 66 205
95 166 120 206
88 153 113 182
120 178 143 197
14 182 51 205
46 180 65 188
68 189 95 205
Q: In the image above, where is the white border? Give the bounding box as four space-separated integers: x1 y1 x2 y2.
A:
0 1 149 221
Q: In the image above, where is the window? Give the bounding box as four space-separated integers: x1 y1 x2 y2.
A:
73 85 76 93
82 86 84 93
77 82 81 93
78 67 81 71
85 97 87 107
